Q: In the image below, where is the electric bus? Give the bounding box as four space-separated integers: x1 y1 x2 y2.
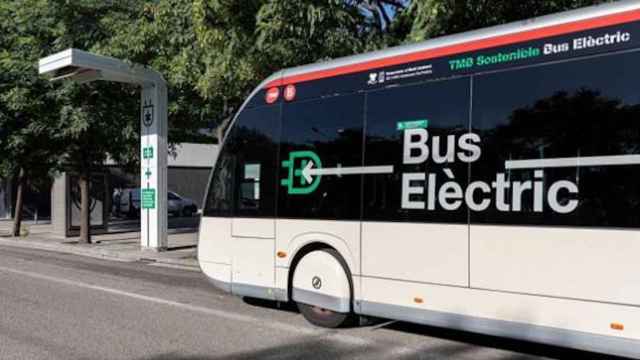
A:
198 1 640 357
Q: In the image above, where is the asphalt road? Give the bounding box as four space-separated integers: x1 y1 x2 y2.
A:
0 245 625 360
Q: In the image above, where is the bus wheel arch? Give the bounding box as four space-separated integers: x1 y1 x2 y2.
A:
289 244 354 328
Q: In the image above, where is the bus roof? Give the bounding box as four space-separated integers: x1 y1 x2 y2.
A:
263 0 640 89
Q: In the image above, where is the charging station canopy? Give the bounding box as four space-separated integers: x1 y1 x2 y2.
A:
39 48 168 251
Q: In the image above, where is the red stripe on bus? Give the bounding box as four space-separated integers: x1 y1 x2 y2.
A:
264 9 640 88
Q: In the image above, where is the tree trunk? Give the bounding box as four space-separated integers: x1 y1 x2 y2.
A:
216 101 233 144
78 172 91 244
216 116 233 144
12 168 25 237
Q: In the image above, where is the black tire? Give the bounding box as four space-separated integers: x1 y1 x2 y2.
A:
297 302 351 328
294 249 353 328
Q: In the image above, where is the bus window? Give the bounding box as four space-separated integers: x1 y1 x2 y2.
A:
363 77 472 223
472 50 640 227
203 105 280 218
204 147 234 217
239 163 261 210
278 94 365 220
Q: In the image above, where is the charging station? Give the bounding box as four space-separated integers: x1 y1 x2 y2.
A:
38 49 168 250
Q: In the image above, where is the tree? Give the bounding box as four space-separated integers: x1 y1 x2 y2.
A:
49 1 144 243
54 81 139 243
0 1 64 236
11 1 143 243
101 0 407 143
191 0 383 137
96 0 216 145
0 0 208 243
387 0 613 45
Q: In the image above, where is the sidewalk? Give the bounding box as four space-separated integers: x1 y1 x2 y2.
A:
0 220 199 271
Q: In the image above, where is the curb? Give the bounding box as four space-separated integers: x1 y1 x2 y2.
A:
0 237 200 271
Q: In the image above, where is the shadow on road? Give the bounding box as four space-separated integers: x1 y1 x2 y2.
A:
134 336 362 360
132 333 587 360
223 298 631 360
242 297 299 313
135 334 632 360
133 334 484 360
378 320 630 360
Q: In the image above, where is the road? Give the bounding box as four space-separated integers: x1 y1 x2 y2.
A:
0 245 622 360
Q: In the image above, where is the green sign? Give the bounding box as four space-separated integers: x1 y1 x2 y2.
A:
141 188 156 209
281 150 322 195
143 147 154 159
397 119 428 131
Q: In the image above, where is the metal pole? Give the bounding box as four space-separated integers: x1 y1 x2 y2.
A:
140 82 168 251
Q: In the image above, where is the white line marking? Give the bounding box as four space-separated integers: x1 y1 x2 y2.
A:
0 265 315 335
0 265 411 352
505 154 640 169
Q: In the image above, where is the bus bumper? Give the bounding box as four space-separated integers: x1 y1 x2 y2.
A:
200 261 288 302
199 261 232 293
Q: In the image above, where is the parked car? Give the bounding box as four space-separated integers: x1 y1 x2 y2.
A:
119 188 141 218
118 188 197 218
168 191 197 217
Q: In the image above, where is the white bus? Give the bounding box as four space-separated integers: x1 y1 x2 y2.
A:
198 1 640 357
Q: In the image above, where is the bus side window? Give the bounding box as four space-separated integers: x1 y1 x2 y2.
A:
278 94 365 220
363 77 471 223
472 50 640 227
203 146 235 217
204 105 280 218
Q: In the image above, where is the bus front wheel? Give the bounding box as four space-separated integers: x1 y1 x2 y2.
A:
297 302 351 328
292 248 353 328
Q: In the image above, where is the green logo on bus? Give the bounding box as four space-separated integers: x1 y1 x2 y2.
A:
281 150 322 195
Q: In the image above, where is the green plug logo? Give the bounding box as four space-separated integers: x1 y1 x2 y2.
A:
281 150 322 195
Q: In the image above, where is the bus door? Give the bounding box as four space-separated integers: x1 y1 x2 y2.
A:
231 216 275 292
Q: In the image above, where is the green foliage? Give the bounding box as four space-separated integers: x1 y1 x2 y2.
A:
0 0 62 190
98 0 215 144
46 1 143 173
255 1 366 66
55 81 139 172
0 0 148 181
390 0 614 45
189 0 377 131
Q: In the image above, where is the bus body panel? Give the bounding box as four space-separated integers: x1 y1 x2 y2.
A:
275 266 289 299
232 236 275 292
199 261 232 293
231 218 275 238
230 218 276 294
360 276 640 358
471 225 640 306
198 217 233 292
275 219 360 275
198 217 232 266
361 222 469 287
